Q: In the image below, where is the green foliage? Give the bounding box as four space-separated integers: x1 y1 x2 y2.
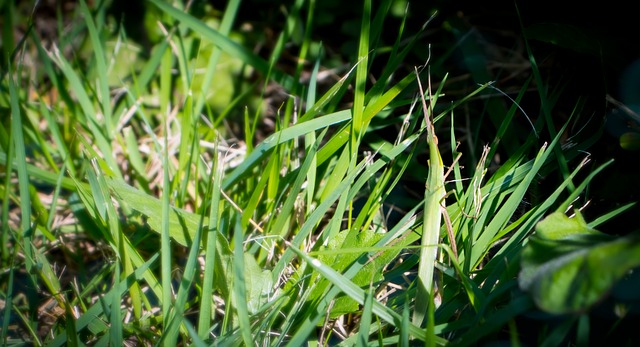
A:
0 0 637 345
520 211 640 314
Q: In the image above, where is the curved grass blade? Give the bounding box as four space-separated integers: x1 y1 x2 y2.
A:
287 242 448 345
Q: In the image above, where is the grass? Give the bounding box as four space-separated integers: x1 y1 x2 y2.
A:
1 0 639 346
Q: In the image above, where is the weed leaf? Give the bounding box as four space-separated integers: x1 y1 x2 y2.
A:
519 211 640 314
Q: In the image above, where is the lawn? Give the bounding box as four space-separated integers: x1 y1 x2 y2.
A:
1 0 639 345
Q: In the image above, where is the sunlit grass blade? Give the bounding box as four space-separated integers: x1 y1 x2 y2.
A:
413 69 445 328
241 138 279 229
351 0 371 147
8 68 36 283
79 0 113 138
588 201 636 228
1 116 12 261
148 0 294 89
110 263 123 345
316 69 416 165
288 200 423 344
175 97 200 207
303 47 322 212
198 145 225 338
476 141 589 292
320 147 353 243
469 121 571 270
468 144 550 269
261 129 325 263
47 45 120 176
46 254 159 347
85 158 145 321
555 159 613 214
271 157 368 279
164 195 206 344
400 298 410 347
231 217 253 346
193 0 241 117
287 242 448 345
358 285 374 346
223 110 351 189
161 121 173 338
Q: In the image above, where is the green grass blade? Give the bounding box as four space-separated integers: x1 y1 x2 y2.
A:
79 0 112 138
469 123 569 269
8 69 36 281
271 158 368 281
400 298 409 347
47 46 120 176
588 202 637 229
287 243 448 345
46 254 159 347
198 146 225 338
161 123 173 338
0 239 14 345
135 39 170 95
357 285 374 346
316 70 416 165
148 0 294 89
351 0 371 144
232 217 254 346
109 263 123 345
241 141 278 229
164 199 205 344
266 129 325 251
555 159 613 213
320 148 353 244
193 0 240 117
288 201 424 344
303 47 322 212
414 71 445 328
223 110 351 190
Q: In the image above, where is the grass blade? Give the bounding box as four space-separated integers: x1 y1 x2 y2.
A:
8 68 36 284
198 145 225 338
232 217 253 346
287 242 448 345
148 0 294 89
161 122 173 339
358 285 374 346
413 69 445 327
79 0 113 138
46 254 159 347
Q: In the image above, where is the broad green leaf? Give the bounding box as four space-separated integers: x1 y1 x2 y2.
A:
106 177 202 246
519 211 640 314
243 253 275 314
313 228 399 317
